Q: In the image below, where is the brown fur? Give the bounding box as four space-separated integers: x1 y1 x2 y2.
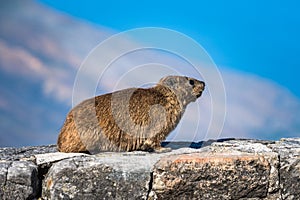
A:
57 76 205 153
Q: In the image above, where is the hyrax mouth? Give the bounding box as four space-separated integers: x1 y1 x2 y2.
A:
196 92 202 98
196 81 205 98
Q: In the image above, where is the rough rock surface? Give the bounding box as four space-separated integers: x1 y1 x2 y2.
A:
1 161 39 199
151 152 276 199
0 138 299 200
0 145 56 200
0 145 57 161
42 154 153 199
269 138 300 199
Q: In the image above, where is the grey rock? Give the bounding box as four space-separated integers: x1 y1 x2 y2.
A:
268 138 300 200
211 139 281 198
0 161 39 200
151 151 277 199
41 149 209 200
0 161 10 198
42 153 156 200
0 145 57 161
0 145 57 200
35 152 89 166
0 138 299 200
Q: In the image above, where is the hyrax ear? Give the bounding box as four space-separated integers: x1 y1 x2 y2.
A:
160 76 177 87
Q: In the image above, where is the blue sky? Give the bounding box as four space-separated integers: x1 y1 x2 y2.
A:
40 0 300 97
0 0 299 147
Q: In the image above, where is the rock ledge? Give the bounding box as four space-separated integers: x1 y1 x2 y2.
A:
0 138 299 200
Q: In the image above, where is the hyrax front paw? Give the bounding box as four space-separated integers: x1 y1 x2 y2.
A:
153 147 172 153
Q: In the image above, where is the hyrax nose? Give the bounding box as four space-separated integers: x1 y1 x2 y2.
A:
199 81 205 90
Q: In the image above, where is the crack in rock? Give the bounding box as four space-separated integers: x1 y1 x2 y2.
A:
146 171 154 200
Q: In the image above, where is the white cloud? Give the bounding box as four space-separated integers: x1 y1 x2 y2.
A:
220 69 300 139
0 39 73 104
0 40 47 76
0 1 112 105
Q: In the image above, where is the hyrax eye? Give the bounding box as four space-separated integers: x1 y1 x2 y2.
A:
189 79 194 85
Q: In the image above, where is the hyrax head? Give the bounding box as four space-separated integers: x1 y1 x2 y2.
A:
159 75 205 106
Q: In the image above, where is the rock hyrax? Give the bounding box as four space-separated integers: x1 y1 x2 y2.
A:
57 76 205 153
